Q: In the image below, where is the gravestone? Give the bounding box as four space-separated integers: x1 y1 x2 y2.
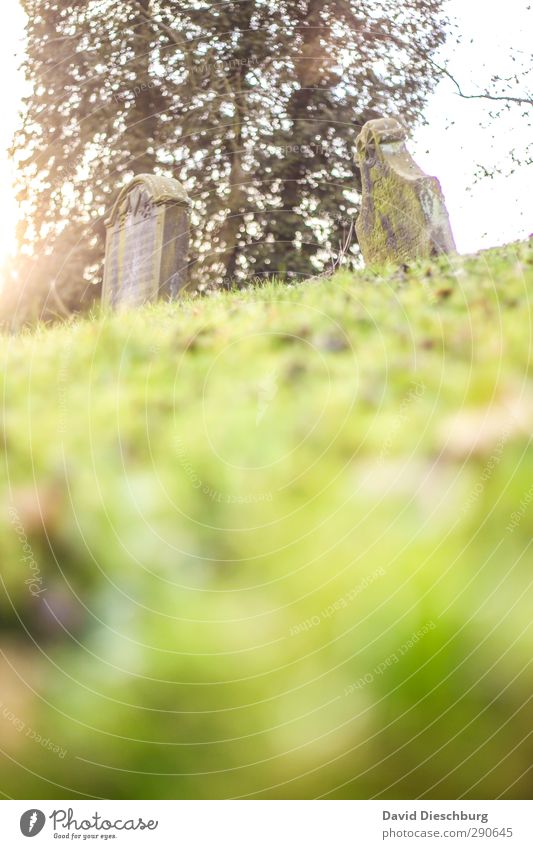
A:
355 117 456 266
103 174 190 308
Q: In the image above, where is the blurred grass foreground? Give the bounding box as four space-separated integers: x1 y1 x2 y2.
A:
1 240 532 799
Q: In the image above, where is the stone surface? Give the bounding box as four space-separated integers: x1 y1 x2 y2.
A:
355 117 456 266
103 174 190 308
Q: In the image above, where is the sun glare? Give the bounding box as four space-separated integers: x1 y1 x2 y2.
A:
0 3 26 267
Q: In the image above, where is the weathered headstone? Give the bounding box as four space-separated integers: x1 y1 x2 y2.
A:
103 174 190 308
355 117 456 266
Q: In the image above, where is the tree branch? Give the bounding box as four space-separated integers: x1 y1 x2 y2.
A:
128 0 181 46
433 61 532 107
334 1 533 110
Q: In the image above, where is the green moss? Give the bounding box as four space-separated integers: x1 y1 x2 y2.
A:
369 167 429 259
357 143 453 265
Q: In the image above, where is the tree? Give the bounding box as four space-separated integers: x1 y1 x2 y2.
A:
6 0 448 323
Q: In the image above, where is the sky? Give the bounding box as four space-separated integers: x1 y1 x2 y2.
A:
412 0 532 254
0 0 530 263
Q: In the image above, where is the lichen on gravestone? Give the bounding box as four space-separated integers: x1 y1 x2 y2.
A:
355 117 456 266
102 174 190 309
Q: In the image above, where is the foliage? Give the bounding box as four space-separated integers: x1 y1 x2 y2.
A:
6 0 447 322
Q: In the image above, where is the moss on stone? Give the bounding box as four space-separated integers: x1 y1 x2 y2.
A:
355 118 455 266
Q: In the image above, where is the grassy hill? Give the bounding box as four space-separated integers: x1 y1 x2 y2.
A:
1 239 532 799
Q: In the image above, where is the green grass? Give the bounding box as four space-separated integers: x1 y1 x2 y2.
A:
1 240 532 799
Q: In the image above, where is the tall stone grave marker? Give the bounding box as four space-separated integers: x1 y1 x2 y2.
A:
103 174 190 307
355 117 456 266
